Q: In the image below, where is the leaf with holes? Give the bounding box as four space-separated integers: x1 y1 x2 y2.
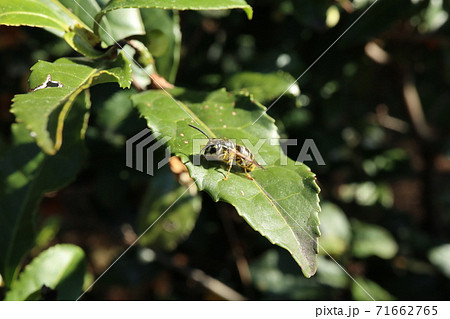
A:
132 88 321 277
10 53 131 155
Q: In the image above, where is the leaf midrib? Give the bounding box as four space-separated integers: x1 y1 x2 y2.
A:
0 11 68 30
251 178 303 251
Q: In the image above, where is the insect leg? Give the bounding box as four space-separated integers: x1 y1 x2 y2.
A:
244 167 254 180
223 162 233 180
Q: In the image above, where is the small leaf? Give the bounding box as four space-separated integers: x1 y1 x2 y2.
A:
0 92 89 287
352 220 398 259
138 166 201 251
132 88 321 277
95 0 253 34
225 71 300 104
5 244 86 301
11 53 131 154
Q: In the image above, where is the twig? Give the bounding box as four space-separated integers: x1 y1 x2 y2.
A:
374 104 409 133
402 74 435 141
155 250 247 300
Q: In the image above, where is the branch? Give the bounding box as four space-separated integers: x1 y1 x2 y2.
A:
155 250 247 301
402 74 435 141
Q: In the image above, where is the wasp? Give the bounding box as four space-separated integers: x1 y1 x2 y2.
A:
188 124 265 180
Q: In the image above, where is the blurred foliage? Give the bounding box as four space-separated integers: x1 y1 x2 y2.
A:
318 202 351 256
224 71 300 104
4 244 86 301
351 219 398 259
351 276 394 301
1 0 450 300
428 244 450 279
137 166 202 251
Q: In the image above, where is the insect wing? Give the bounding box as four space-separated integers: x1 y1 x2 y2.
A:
232 147 265 170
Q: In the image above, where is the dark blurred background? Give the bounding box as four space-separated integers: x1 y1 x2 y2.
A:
1 0 450 300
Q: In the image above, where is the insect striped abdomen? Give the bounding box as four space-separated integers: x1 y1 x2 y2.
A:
236 145 256 171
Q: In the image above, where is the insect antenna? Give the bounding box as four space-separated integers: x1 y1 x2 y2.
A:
188 124 211 140
189 124 212 155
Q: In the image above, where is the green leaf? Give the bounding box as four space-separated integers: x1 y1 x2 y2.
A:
0 92 89 287
5 244 86 301
95 0 253 34
122 43 154 90
57 0 145 47
316 256 349 289
58 0 101 31
140 9 181 83
138 166 201 251
35 217 61 250
102 8 145 44
351 276 394 301
225 71 300 104
0 0 89 34
249 250 324 299
351 220 398 259
319 202 351 256
63 25 106 58
94 88 138 133
132 88 321 277
11 53 131 155
428 244 450 279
